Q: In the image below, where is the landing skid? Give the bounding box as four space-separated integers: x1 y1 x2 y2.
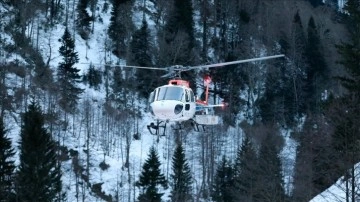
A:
171 120 207 132
147 121 166 136
147 116 218 137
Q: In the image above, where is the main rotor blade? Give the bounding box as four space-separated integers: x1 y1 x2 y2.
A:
111 64 167 71
188 54 285 71
83 63 167 71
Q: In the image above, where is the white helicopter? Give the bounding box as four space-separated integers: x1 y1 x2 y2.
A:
114 54 284 135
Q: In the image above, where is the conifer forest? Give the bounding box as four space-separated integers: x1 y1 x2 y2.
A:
0 0 360 201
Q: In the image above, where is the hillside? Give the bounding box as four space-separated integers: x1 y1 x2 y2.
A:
0 0 359 201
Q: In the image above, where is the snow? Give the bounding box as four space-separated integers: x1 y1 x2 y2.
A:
280 128 298 195
1 0 317 201
310 163 360 202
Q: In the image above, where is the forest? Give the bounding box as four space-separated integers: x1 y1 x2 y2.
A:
0 0 359 201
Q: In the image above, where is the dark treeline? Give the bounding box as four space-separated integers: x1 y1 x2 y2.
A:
0 0 359 201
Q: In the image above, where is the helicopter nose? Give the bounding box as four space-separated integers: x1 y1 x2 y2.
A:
151 101 182 119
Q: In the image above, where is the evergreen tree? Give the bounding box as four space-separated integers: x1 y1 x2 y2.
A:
233 135 258 201
129 18 160 99
255 133 285 202
129 18 152 68
0 118 15 201
307 0 324 7
157 0 197 94
107 0 134 57
108 0 122 57
305 16 327 113
110 67 127 110
211 156 235 202
58 27 83 113
292 115 333 202
76 0 92 39
83 64 102 90
159 0 196 89
329 97 360 202
209 53 248 126
336 0 360 96
17 102 62 201
165 0 195 48
258 47 288 125
136 146 167 202
287 11 308 123
170 142 192 202
331 1 360 200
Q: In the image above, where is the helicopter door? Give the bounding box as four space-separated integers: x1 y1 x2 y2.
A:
183 89 196 119
184 90 191 111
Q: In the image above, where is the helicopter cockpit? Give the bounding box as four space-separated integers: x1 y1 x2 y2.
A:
157 86 184 101
149 86 195 103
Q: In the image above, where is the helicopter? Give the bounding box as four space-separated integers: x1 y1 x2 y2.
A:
108 54 284 135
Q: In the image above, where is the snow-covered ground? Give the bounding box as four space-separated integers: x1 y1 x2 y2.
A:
1 0 331 201
310 163 360 202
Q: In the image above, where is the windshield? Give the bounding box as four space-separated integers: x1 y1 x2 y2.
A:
148 91 155 103
156 86 184 101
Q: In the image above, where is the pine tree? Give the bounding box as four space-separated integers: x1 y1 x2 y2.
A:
160 0 196 88
336 0 360 96
157 0 197 94
170 142 192 202
209 54 248 126
107 0 134 57
305 16 327 113
110 67 127 110
136 146 167 202
233 135 258 201
58 27 83 112
83 64 102 90
129 18 152 68
129 18 160 99
76 0 92 39
165 0 195 48
255 134 285 202
211 156 235 202
288 11 308 122
258 48 288 125
329 97 360 202
108 0 122 57
0 118 15 201
332 1 360 200
292 115 333 202
16 102 62 201
307 0 324 7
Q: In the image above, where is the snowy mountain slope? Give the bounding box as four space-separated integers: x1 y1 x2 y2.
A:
310 163 360 202
2 1 250 200
2 0 349 201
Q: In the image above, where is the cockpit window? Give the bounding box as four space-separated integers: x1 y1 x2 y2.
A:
148 91 155 103
156 86 184 101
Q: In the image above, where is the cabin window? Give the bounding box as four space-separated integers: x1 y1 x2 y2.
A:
189 90 195 102
185 90 190 102
156 86 184 101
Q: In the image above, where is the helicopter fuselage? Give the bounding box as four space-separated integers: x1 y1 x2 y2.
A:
148 80 196 122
